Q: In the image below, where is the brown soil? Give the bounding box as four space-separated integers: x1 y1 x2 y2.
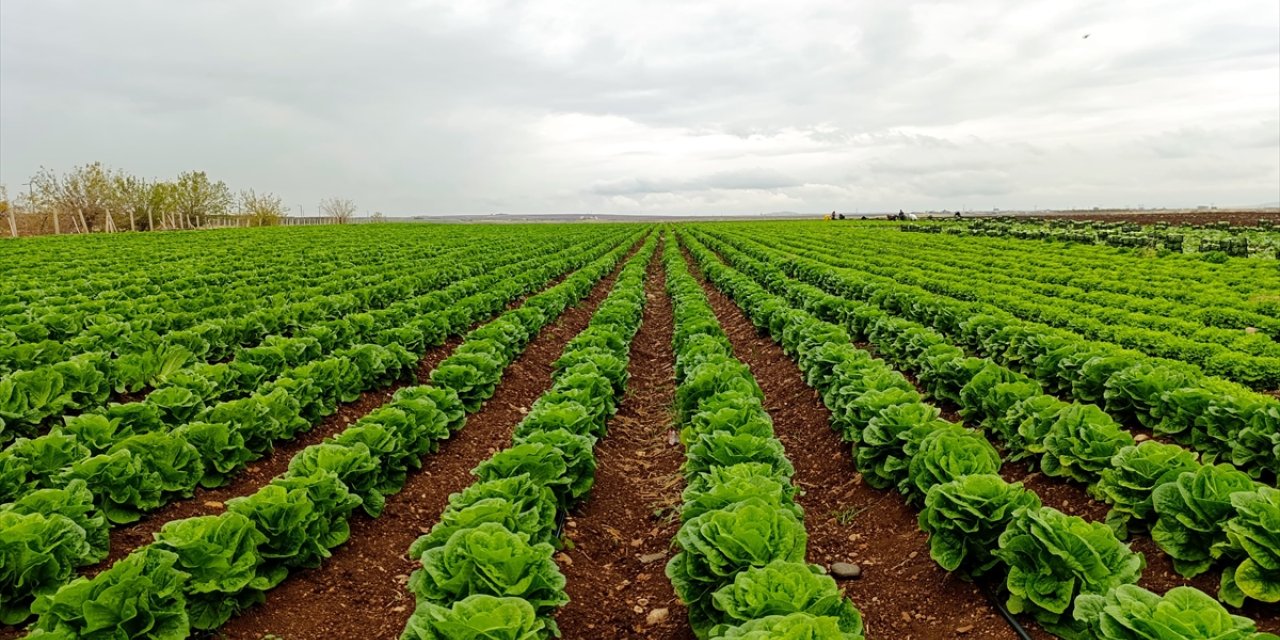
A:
217 246 636 640
556 239 693 639
1029 210 1280 227
998 461 1109 524
684 249 1021 640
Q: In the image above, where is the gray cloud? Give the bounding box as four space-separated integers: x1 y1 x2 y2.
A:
590 168 804 195
1 0 1277 214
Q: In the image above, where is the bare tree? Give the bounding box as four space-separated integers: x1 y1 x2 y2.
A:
319 197 357 224
239 189 288 227
371 211 386 222
29 163 119 233
1 185 14 238
172 171 233 229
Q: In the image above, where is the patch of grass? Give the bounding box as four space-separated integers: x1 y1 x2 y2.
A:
831 504 871 526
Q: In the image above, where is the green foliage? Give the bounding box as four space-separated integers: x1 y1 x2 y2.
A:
684 430 794 481
996 506 1144 635
431 350 504 412
1074 585 1266 640
855 402 949 490
666 499 808 632
1036 403 1135 484
1216 485 1280 607
708 561 863 637
27 547 190 640
153 512 283 630
919 474 1041 578
1094 442 1201 538
1 479 106 562
410 476 558 560
226 470 361 571
286 441 384 517
400 594 550 640
0 510 92 624
58 449 164 524
1151 464 1257 577
901 426 1002 505
408 523 566 626
681 465 800 523
676 358 764 421
716 612 864 640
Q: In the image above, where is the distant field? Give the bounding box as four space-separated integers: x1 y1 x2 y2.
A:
2 222 1276 640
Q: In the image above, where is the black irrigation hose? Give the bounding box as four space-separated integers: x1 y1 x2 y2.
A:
554 508 569 540
977 578 1035 640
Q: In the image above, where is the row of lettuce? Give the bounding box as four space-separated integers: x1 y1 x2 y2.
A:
662 240 867 639
0 232 487 376
828 222 1279 338
398 236 655 639
0 234 619 530
903 216 1280 260
707 228 1280 483
0 225 599 357
883 223 1280 342
690 229 1280 611
0 233 611 488
0 233 642 631
0 229 623 445
678 230 1276 639
750 225 1280 389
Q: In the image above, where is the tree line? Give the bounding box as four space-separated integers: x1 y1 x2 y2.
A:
0 162 360 237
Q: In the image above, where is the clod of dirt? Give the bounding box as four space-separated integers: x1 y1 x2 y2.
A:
830 561 862 579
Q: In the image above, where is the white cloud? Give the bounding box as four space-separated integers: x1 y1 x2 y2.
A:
1 0 1276 214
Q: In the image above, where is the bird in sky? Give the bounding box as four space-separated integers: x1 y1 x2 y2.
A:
1082 33 1091 39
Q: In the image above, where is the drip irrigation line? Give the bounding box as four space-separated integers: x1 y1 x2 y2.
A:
978 578 1035 640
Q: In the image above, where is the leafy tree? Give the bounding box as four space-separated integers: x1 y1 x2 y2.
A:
172 171 232 229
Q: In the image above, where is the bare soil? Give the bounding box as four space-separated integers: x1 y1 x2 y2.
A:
556 240 694 639
217 246 635 640
684 249 1020 640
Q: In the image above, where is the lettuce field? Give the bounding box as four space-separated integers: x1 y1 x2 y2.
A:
1 222 1277 640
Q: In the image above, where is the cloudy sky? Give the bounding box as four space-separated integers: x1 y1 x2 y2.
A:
2 0 1277 215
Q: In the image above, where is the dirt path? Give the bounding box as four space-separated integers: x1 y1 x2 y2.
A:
218 252 635 640
682 249 1018 640
556 239 693 640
